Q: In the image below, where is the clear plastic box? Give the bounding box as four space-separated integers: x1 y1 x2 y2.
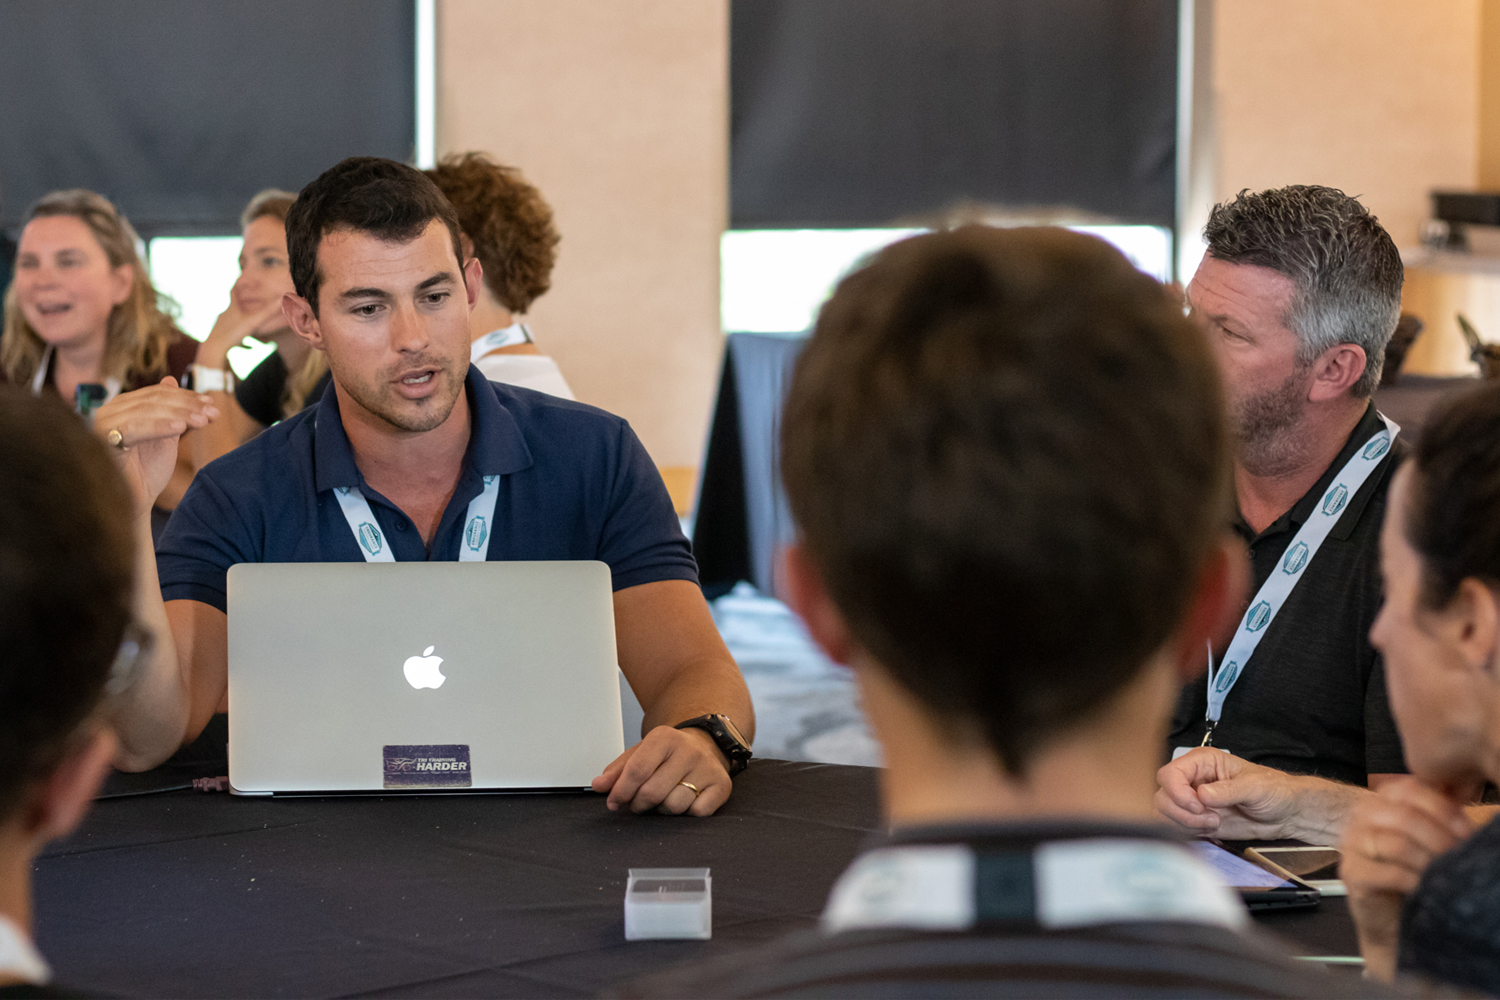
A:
624 868 711 940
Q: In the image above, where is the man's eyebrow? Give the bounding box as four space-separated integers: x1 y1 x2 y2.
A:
339 286 393 302
416 271 457 292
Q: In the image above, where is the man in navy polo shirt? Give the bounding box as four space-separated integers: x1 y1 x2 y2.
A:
94 157 753 816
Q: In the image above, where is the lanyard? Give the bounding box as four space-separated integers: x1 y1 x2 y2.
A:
821 840 1245 934
470 323 532 363
30 345 121 405
333 475 500 562
1204 414 1399 738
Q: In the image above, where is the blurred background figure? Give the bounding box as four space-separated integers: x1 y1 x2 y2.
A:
1 189 198 538
0 387 137 993
425 152 572 399
188 189 328 471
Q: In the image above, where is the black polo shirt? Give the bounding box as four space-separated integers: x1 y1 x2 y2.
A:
1169 402 1407 785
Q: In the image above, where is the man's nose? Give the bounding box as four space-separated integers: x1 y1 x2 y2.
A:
389 301 430 353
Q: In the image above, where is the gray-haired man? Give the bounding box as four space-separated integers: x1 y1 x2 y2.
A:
1157 185 1410 844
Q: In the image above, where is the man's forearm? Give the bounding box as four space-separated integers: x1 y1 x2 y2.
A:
640 657 755 744
1281 774 1372 844
112 514 190 772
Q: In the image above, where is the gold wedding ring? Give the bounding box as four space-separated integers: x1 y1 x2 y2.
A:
676 780 701 796
1366 832 1382 863
106 428 127 451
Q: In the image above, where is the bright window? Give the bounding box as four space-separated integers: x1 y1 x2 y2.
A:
147 236 276 379
720 225 1173 334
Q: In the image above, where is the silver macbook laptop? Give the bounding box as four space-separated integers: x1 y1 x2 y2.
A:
226 561 625 795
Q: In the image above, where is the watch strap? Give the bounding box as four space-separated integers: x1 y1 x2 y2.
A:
675 714 752 776
191 364 235 393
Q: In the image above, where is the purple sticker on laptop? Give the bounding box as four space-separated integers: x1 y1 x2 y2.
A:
383 744 472 788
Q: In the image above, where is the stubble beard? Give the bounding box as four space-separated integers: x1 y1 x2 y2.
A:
336 355 466 433
1230 366 1313 477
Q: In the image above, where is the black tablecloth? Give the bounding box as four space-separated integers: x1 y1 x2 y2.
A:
37 740 1359 997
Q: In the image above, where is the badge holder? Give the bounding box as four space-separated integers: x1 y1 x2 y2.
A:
624 868 711 940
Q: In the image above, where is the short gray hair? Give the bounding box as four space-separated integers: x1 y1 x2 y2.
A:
1204 186 1403 397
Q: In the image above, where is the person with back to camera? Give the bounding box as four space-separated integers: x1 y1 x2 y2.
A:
0 387 142 997
1 189 200 539
188 189 329 470
1336 383 1500 990
94 157 754 816
623 226 1381 997
425 152 574 399
1155 185 1447 844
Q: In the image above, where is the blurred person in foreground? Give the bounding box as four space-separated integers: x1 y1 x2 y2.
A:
1339 384 1500 990
0 388 138 995
623 227 1372 997
425 152 573 399
1158 185 1416 844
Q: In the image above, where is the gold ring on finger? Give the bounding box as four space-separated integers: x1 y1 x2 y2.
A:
106 428 127 450
1366 832 1382 863
676 780 701 796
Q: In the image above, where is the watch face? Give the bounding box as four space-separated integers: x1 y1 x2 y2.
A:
717 715 749 753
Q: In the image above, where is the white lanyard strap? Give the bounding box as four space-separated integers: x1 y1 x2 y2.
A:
821 840 1245 934
470 322 532 363
333 475 500 562
1206 414 1399 728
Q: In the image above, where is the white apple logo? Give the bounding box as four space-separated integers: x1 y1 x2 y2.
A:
403 645 446 689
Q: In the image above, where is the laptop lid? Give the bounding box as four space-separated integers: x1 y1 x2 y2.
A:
226 561 625 794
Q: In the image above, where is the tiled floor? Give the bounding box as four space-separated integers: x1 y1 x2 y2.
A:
710 583 882 768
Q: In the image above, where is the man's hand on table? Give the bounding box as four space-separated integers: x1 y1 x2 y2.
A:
1154 748 1368 844
592 725 732 817
1338 776 1475 983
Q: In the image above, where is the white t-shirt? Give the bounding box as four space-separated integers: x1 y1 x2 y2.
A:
0 914 50 986
469 323 575 401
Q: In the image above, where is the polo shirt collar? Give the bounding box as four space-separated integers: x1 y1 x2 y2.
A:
1236 400 1389 542
312 364 532 494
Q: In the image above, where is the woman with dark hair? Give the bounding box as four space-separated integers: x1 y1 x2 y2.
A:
1341 382 1500 990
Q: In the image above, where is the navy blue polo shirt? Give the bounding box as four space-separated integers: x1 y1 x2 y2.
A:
157 366 698 613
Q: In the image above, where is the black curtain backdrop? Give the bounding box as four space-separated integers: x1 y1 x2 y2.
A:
731 0 1177 228
0 0 414 235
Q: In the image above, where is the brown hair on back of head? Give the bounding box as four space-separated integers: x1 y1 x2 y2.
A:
0 387 134 821
425 152 559 313
2 189 181 387
780 226 1232 776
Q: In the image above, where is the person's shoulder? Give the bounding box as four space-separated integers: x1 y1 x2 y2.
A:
196 403 316 488
485 380 631 446
616 923 1387 999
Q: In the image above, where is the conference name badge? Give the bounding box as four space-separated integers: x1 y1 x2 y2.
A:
383 744 472 788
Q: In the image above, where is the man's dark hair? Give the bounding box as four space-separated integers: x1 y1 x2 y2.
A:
781 226 1231 775
285 157 465 314
1204 185 1403 397
0 388 134 820
1405 383 1500 610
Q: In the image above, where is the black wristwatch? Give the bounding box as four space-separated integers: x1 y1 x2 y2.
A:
676 714 752 776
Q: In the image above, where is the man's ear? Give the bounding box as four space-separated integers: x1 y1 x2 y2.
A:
1448 578 1500 684
109 263 134 307
23 725 116 851
282 292 324 351
1308 343 1368 402
463 256 483 310
781 543 856 666
1172 534 1250 684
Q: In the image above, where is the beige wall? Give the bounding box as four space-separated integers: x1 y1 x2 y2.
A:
1212 0 1480 249
437 0 728 482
